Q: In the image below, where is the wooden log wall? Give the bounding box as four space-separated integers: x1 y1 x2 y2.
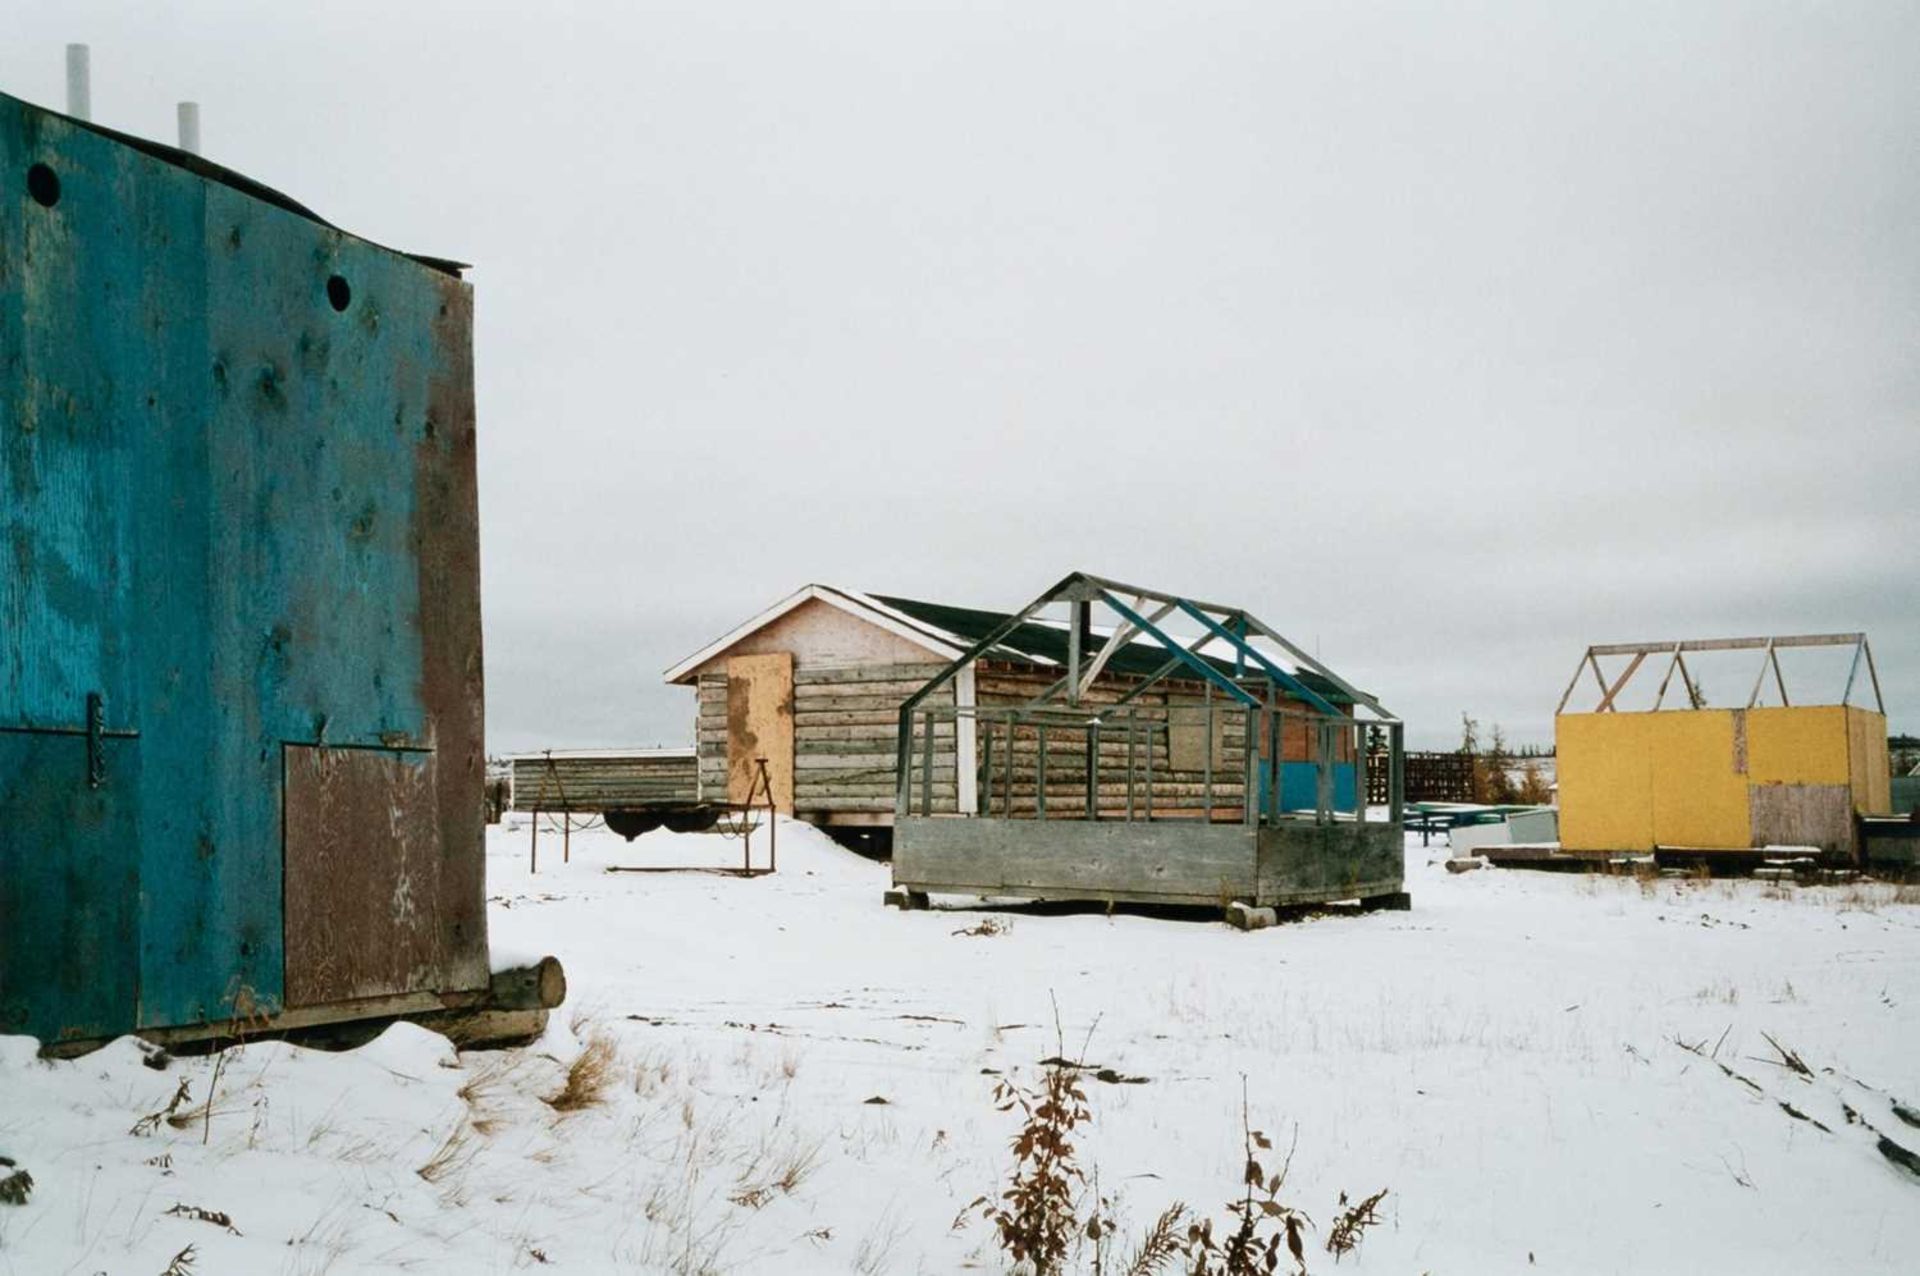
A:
972 665 1244 820
696 673 729 799
970 663 1355 820
509 753 698 811
696 657 1358 824
701 661 958 818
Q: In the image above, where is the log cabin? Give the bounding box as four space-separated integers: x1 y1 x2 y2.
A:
663 582 1365 852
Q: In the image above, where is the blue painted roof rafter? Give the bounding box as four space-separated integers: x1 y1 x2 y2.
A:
1097 592 1260 709
1172 600 1342 718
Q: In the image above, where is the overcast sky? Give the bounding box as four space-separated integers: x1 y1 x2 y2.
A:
13 2 1917 752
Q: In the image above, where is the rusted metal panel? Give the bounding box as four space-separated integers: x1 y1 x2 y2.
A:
283 745 450 1007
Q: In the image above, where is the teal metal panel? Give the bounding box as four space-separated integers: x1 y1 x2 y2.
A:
0 734 139 1043
1 92 148 1043
1272 761 1358 815
0 97 139 729
1 88 488 1046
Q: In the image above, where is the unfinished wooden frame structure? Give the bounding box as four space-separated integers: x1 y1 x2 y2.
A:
1554 632 1892 861
889 573 1408 910
1556 633 1885 716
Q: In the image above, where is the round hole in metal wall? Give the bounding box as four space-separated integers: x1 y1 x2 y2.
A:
326 274 352 312
27 163 60 207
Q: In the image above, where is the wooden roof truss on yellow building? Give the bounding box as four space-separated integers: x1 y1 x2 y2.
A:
1556 633 1884 717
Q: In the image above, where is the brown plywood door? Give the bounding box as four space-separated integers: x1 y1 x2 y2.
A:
727 653 794 813
283 745 451 1008
1749 783 1855 858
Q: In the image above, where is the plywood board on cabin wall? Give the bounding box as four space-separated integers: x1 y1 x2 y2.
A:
1556 713 1654 852
1647 711 1751 849
1846 706 1891 814
1749 783 1854 855
728 653 794 812
1747 706 1852 787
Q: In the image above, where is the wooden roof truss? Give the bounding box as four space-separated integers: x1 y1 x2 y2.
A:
1556 633 1884 716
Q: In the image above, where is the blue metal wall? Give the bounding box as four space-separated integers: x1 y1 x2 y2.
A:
0 91 487 1047
1260 763 1359 817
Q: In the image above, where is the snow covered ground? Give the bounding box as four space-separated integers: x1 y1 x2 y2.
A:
4 816 1918 1274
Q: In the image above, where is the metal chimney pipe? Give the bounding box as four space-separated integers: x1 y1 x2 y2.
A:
65 43 92 120
177 102 201 154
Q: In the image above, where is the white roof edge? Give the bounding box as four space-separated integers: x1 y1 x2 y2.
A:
662 583 966 684
505 747 696 761
827 587 972 657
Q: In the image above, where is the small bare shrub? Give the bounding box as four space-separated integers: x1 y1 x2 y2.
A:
1118 1202 1188 1274
548 1033 617 1112
1324 1188 1387 1262
968 1013 1389 1276
971 1053 1094 1274
131 1078 193 1136
159 1245 197 1276
1180 1100 1310 1276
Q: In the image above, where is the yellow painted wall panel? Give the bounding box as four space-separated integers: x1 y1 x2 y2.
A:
1647 710 1751 848
1555 713 1653 852
1846 706 1891 814
1747 706 1850 786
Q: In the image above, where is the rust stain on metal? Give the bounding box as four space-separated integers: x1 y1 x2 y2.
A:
410 279 488 994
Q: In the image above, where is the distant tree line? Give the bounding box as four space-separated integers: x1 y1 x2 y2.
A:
1458 713 1553 805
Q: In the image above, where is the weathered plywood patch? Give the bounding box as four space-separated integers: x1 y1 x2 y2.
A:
283 745 449 1007
1749 783 1855 857
727 653 794 812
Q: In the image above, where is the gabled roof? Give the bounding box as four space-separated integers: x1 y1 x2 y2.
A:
893 571 1390 720
873 594 1354 702
662 584 970 684
665 583 1355 704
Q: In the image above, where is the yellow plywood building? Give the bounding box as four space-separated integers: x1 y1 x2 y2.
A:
1555 635 1890 860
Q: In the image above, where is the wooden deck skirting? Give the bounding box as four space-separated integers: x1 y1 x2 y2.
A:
894 816 1403 909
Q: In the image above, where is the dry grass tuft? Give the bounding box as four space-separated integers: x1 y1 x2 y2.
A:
772 1136 824 1194
547 1033 618 1113
634 1051 675 1098
417 1120 478 1184
456 1052 518 1135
